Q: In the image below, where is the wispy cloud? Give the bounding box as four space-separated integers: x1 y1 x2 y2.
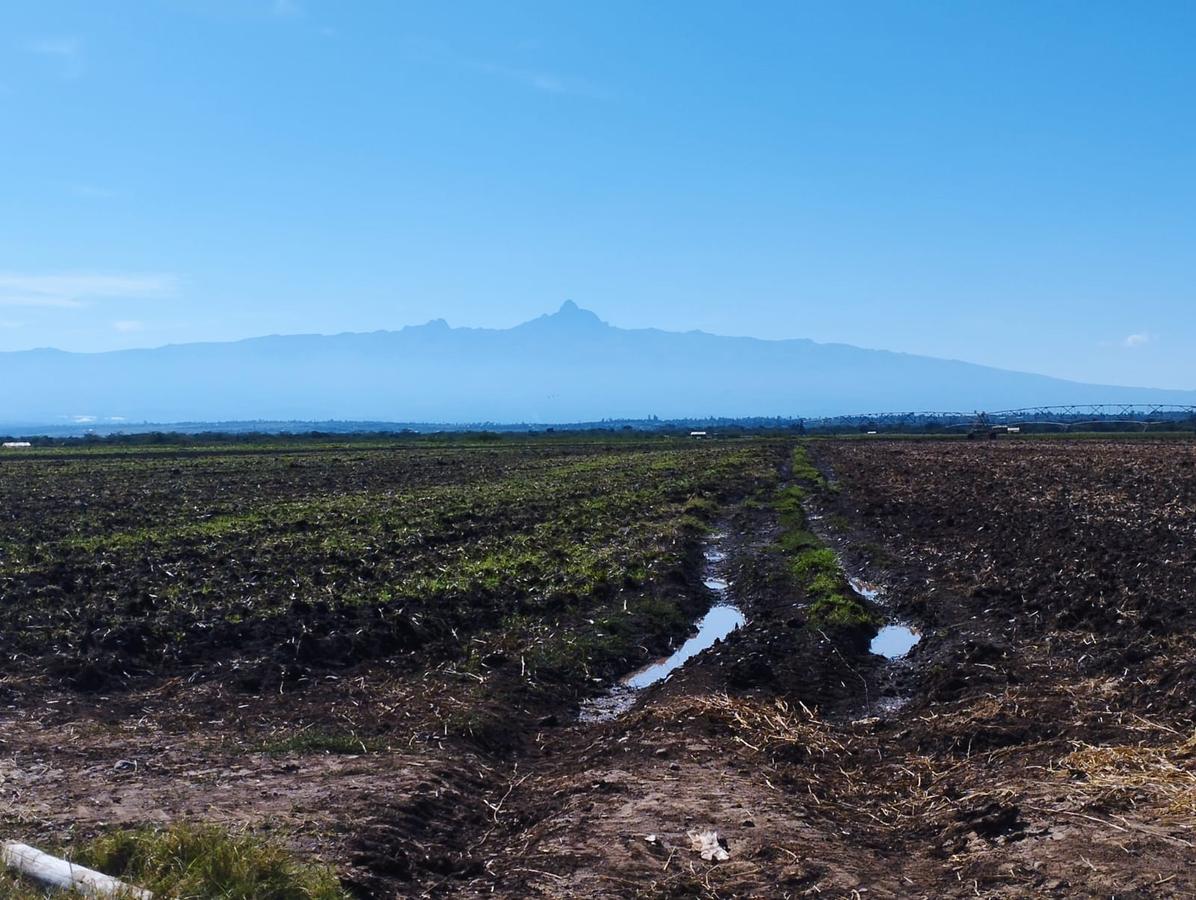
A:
472 59 608 98
25 36 85 79
27 36 80 57
112 319 145 333
0 273 177 309
1123 332 1155 348
405 38 610 100
271 0 303 18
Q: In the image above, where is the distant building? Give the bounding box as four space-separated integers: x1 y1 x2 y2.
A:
689 431 708 438
2 442 32 448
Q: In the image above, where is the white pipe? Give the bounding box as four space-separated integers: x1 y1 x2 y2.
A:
2 842 153 899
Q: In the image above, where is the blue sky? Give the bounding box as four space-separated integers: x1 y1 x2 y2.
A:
2 1 1193 388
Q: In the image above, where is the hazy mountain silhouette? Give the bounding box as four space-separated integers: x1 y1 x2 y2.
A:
3 301 1193 425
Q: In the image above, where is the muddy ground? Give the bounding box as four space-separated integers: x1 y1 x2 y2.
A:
3 437 1195 897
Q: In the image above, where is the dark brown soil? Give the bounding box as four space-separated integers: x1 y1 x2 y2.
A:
4 438 1196 898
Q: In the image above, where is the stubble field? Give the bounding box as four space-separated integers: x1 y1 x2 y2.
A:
2 435 1195 898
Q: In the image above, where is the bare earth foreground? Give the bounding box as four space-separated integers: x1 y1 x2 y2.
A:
1 437 1194 897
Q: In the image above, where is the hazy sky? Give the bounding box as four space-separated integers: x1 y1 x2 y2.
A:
2 1 1193 388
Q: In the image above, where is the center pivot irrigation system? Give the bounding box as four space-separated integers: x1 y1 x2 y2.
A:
799 404 1196 435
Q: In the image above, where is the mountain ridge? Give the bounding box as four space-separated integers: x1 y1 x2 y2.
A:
2 302 1192 424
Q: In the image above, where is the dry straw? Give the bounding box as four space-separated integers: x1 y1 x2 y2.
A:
1062 732 1196 817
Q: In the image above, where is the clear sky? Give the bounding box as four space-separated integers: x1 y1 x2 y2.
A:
2 1 1193 388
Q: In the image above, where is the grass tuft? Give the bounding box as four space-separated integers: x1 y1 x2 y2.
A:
0 824 349 899
790 445 826 487
258 730 386 755
84 824 348 899
790 548 879 630
807 593 879 629
774 453 880 633
790 548 840 584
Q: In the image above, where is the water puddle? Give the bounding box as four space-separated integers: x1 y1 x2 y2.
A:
580 534 744 722
624 604 745 689
870 624 920 659
849 576 921 660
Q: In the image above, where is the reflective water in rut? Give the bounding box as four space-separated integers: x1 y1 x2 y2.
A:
870 624 920 659
579 535 744 722
849 576 921 659
623 604 745 689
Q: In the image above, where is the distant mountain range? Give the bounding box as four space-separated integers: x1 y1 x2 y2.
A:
3 301 1193 427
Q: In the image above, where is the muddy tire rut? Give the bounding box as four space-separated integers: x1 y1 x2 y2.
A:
347 440 1196 899
355 484 906 897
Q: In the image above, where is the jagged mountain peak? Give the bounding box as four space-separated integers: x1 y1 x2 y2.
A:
516 300 607 331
